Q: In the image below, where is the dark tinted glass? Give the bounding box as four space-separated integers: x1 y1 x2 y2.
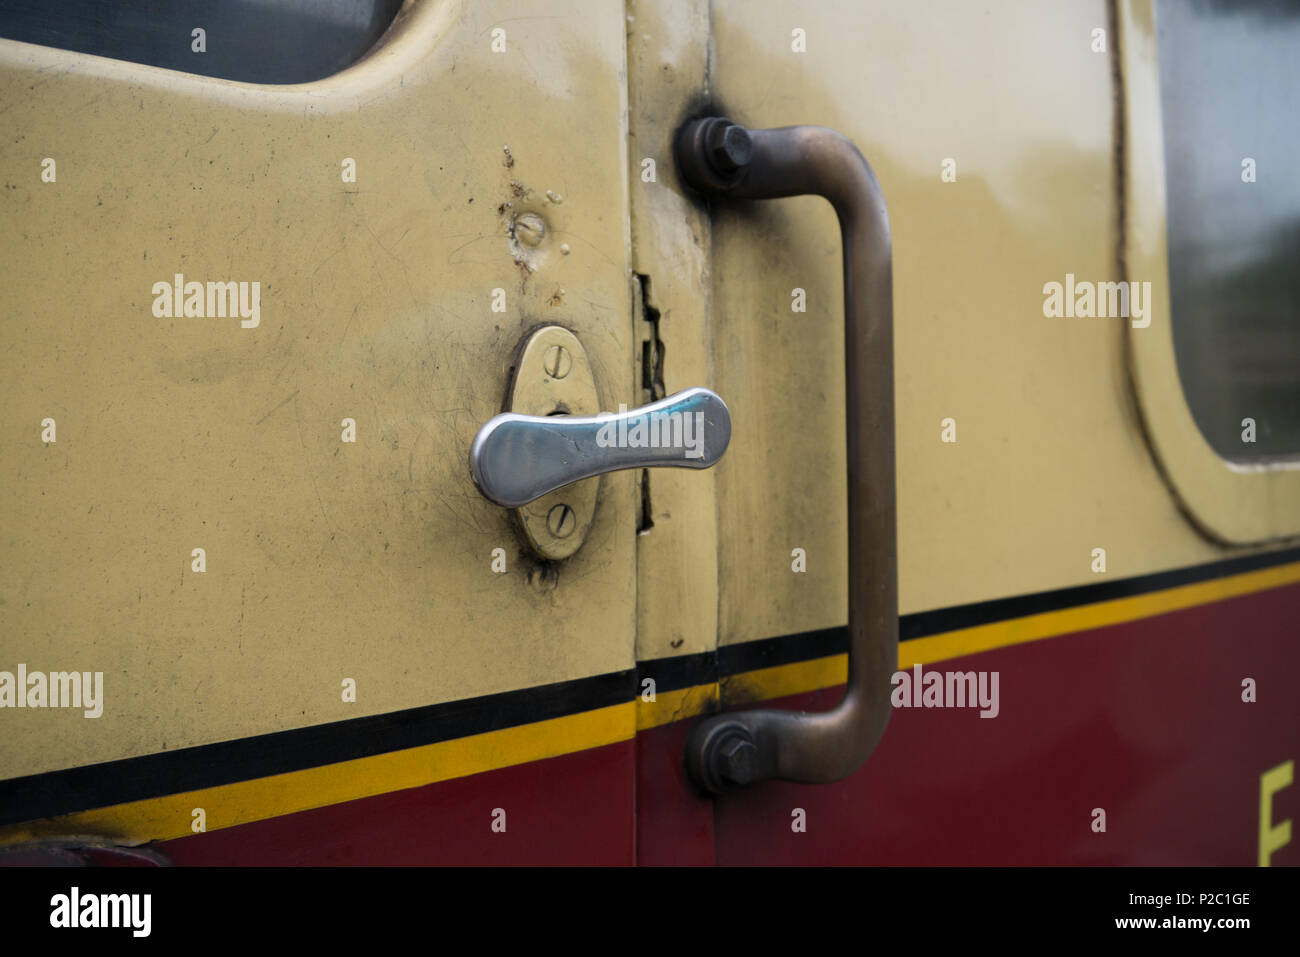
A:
1157 0 1300 459
0 0 403 84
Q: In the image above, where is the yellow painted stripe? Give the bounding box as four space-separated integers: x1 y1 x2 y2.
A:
636 682 717 731
0 702 633 846
720 654 848 708
900 559 1300 669
5 558 1297 846
664 558 1300 722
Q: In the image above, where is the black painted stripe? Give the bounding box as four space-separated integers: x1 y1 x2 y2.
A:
718 626 848 677
695 545 1300 683
635 648 716 695
0 669 635 828
898 543 1300 641
4 544 1298 827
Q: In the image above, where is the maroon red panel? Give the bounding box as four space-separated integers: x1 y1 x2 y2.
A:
635 715 715 865
156 583 1299 865
160 739 635 865
704 584 1300 865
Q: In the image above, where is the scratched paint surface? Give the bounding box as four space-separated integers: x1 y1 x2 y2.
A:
0 0 637 778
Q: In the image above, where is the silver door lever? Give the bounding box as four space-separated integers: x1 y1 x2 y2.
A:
470 387 731 508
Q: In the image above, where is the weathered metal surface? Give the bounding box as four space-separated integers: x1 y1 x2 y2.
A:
0 0 638 782
491 324 602 559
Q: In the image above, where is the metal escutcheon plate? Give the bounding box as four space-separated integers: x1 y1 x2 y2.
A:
507 325 600 560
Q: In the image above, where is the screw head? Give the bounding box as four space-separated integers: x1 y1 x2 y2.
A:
706 120 753 174
542 344 572 379
513 212 547 247
546 503 576 538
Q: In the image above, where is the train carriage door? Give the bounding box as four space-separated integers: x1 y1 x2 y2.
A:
0 2 642 863
631 0 1123 864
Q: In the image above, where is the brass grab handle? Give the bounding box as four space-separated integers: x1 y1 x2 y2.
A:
675 118 898 793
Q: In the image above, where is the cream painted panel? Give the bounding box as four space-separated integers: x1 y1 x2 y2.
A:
0 0 636 776
708 0 1227 648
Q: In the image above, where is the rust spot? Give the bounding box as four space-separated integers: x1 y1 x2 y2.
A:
502 145 514 169
547 288 564 307
509 180 528 199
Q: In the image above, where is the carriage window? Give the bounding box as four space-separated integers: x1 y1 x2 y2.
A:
0 0 403 85
1156 0 1300 460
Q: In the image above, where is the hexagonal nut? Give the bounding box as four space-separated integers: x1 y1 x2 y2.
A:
717 730 759 787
